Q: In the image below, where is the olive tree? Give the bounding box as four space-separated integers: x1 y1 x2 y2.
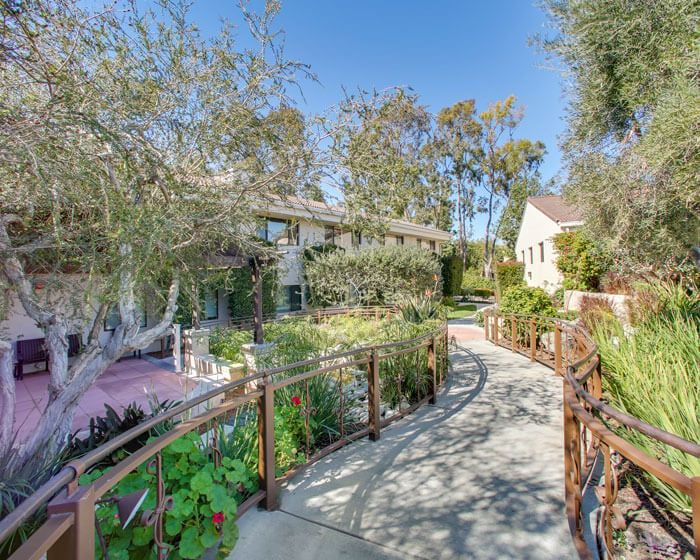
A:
0 0 312 466
537 0 700 277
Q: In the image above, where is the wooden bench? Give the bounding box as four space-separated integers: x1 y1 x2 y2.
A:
14 334 82 380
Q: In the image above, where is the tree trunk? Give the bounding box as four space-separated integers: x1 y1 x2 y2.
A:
0 340 15 455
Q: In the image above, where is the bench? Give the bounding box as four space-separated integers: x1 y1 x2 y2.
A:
14 334 82 380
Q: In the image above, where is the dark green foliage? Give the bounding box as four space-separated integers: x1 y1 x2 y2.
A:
61 398 181 467
303 245 442 307
225 267 277 318
80 432 256 559
499 286 557 317
495 261 524 300
553 231 610 291
441 255 463 297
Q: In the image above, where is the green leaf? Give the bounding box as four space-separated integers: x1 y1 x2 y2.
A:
190 471 214 494
165 515 183 536
131 526 152 546
169 436 195 453
199 525 220 548
179 526 205 559
209 485 231 513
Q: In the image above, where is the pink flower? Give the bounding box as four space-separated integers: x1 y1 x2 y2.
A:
291 396 301 407
212 513 224 524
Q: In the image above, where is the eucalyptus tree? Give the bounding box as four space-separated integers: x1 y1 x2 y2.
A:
436 97 545 276
538 0 700 276
0 0 313 466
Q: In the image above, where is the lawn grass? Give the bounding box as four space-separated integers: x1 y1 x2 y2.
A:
447 305 477 320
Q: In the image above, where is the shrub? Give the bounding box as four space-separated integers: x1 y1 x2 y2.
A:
627 280 700 325
499 286 557 317
303 245 442 307
495 261 524 300
80 432 255 559
593 312 700 513
553 231 610 291
209 329 253 363
473 309 485 327
578 295 616 335
472 288 495 299
441 255 463 297
226 267 277 318
461 268 495 292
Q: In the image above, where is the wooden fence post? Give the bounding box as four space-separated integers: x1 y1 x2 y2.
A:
257 376 277 510
46 485 96 560
511 318 516 352
368 347 381 441
530 319 536 362
428 337 437 405
494 315 499 346
554 324 562 376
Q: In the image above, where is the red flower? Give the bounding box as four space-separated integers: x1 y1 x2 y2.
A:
212 513 224 524
291 396 301 407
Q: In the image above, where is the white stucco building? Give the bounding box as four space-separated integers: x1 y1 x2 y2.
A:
1 195 452 360
515 195 583 293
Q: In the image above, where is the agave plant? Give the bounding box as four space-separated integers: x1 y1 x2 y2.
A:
396 296 443 324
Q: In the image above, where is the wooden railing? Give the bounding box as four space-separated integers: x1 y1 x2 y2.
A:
484 310 700 559
0 309 448 560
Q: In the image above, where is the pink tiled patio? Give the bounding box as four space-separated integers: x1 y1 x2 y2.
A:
12 358 198 443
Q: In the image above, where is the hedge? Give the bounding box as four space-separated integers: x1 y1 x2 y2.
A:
496 261 524 300
304 245 442 307
441 255 463 297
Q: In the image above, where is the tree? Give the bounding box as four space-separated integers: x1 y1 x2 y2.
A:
0 0 312 466
331 88 447 235
538 0 700 276
434 98 544 275
434 100 482 268
496 142 549 251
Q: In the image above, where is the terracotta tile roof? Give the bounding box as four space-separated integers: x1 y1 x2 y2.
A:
528 195 583 224
263 194 451 236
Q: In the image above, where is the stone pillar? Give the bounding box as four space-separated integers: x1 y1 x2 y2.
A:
241 342 276 374
172 323 182 373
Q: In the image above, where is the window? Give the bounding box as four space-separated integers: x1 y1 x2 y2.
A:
276 285 302 312
529 247 533 264
258 218 298 246
324 225 340 245
351 231 362 248
201 289 218 320
539 242 545 263
104 302 147 331
429 240 436 251
521 250 525 263
528 271 532 280
417 239 422 249
395 235 404 246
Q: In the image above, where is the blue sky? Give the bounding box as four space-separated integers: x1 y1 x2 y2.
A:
194 1 567 232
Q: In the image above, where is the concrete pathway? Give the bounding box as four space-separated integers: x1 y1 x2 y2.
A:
230 340 575 559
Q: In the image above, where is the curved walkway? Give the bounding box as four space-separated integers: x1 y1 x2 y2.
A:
229 340 576 559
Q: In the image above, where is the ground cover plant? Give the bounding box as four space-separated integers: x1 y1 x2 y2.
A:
589 283 700 514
